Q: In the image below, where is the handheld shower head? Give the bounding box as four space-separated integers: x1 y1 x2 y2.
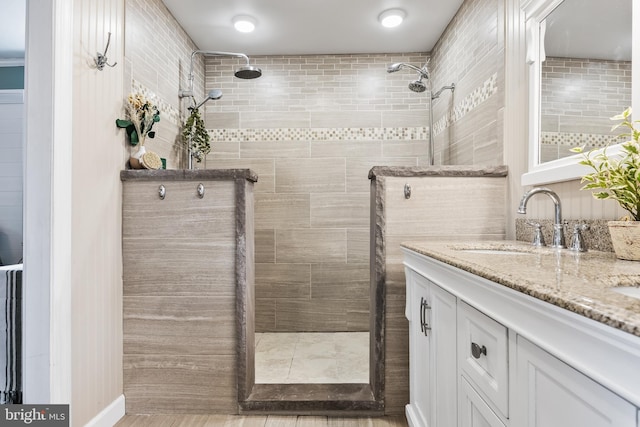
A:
191 89 223 110
386 62 430 79
408 79 427 93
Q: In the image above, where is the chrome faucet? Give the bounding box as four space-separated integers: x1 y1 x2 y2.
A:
517 187 566 248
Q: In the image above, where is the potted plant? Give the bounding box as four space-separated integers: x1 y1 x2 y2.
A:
572 107 640 260
116 93 162 169
182 107 211 164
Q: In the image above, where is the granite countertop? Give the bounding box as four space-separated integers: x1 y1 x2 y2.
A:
401 240 640 337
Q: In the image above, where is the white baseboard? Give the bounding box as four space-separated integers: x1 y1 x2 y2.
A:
84 394 125 427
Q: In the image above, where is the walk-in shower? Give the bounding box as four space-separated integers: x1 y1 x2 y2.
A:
387 61 455 165
180 50 262 168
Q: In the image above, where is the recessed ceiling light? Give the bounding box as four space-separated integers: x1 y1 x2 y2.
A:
378 9 406 28
233 15 256 33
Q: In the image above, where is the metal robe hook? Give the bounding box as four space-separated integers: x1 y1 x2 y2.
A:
95 32 117 71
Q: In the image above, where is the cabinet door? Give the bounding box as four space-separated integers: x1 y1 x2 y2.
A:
514 335 637 427
406 271 431 427
459 376 506 427
430 284 457 427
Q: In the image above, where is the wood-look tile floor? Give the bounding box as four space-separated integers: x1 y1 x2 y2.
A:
115 414 408 427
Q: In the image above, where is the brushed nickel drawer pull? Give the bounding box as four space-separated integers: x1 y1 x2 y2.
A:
420 297 431 336
197 183 205 199
471 342 487 359
158 185 166 200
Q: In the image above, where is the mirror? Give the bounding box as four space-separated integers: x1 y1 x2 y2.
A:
522 0 635 185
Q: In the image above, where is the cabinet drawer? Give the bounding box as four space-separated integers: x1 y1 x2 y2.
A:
459 375 506 427
458 300 509 418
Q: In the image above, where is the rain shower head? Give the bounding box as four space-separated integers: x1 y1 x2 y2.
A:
408 79 427 93
179 50 262 99
235 64 262 79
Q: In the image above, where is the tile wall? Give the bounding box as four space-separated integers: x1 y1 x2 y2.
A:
204 53 431 333
540 57 632 163
429 0 504 166
124 0 202 169
201 0 504 347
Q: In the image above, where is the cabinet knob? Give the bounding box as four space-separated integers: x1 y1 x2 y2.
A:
158 185 166 200
471 342 487 359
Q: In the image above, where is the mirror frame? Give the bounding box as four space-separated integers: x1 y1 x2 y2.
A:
521 0 638 186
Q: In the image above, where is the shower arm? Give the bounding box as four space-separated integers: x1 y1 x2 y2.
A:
180 50 251 99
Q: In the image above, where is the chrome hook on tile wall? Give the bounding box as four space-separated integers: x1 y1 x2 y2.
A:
404 183 412 199
95 32 117 71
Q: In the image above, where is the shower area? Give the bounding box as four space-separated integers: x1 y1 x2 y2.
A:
192 52 458 386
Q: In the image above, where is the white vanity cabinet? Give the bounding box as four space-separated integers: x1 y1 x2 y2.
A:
405 269 457 427
513 336 636 427
403 247 640 427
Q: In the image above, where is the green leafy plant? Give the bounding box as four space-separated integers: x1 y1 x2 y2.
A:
181 108 211 163
116 93 160 146
571 107 640 221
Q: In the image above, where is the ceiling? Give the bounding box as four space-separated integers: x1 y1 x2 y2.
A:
160 0 464 56
0 0 632 61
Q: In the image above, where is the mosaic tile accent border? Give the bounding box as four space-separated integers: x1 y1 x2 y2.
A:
541 132 620 149
208 126 429 142
432 73 498 137
130 79 181 125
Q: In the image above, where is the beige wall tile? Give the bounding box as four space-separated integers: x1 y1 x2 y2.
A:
275 299 369 332
242 140 310 159
309 111 382 128
384 177 506 236
240 112 311 128
255 298 277 331
310 193 369 228
205 111 240 129
276 158 346 193
310 140 383 159
205 159 276 193
310 263 369 300
382 140 430 158
124 296 235 355
255 229 276 263
123 181 236 239
382 110 430 128
255 263 311 299
256 193 310 229
347 158 416 193
276 229 347 263
347 229 370 264
124 354 236 414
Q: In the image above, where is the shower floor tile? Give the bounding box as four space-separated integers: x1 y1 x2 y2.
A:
254 332 369 384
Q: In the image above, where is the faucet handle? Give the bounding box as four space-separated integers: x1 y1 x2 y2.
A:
525 221 546 247
569 223 590 252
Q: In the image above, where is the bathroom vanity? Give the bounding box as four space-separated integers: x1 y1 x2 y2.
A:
402 241 640 427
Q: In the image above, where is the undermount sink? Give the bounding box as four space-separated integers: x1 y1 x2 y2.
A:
610 286 640 300
461 249 532 255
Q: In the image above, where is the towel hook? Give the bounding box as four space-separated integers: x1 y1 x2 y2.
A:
95 32 117 71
